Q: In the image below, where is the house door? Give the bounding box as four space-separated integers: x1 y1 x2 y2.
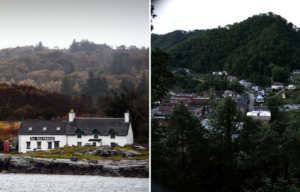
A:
54 141 59 149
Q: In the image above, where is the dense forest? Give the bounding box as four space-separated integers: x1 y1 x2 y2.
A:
0 39 149 95
0 81 148 142
152 12 300 87
151 29 206 51
0 40 149 143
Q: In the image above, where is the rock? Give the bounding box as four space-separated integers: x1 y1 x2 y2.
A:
133 146 147 151
0 155 148 177
89 159 98 164
108 150 117 156
127 150 141 157
43 151 53 155
118 150 131 157
59 150 68 154
73 152 83 156
70 156 78 161
86 150 96 156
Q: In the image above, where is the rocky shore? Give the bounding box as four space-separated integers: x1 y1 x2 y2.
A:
0 154 148 178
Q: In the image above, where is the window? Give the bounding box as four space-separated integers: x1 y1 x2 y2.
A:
77 132 82 138
54 141 59 149
110 132 116 139
111 142 116 147
26 142 31 149
94 133 98 138
77 142 82 147
56 127 60 131
37 142 41 149
28 127 32 131
93 142 96 147
43 127 47 131
48 142 52 149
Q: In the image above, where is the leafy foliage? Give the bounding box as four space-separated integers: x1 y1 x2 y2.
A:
152 13 300 87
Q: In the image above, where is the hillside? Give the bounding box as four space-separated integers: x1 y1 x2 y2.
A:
0 40 149 94
152 12 300 87
151 29 205 51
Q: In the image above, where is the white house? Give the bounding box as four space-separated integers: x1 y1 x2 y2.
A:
257 88 265 96
247 110 271 124
272 82 284 89
287 84 296 89
256 95 264 103
18 110 134 153
293 69 300 75
239 80 247 86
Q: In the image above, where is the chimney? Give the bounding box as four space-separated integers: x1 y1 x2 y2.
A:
124 109 129 123
69 109 75 123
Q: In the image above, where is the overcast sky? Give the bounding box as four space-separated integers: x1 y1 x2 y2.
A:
152 0 300 34
0 0 149 49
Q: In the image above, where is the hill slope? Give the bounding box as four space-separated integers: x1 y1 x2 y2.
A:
152 12 300 86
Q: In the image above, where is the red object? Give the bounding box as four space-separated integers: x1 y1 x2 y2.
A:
4 140 9 153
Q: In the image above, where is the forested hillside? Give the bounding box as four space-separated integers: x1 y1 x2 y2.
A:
151 29 205 51
0 40 149 142
0 39 149 95
152 12 300 86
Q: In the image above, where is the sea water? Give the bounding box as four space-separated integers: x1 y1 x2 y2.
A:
0 173 149 192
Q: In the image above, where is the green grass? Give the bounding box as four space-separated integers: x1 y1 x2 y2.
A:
9 145 149 161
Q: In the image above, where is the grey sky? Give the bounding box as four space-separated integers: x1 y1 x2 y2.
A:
152 0 300 34
0 0 149 49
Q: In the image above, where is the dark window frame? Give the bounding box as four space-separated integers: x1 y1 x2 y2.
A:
37 142 41 149
94 133 99 138
26 142 31 149
110 132 115 139
77 142 82 147
48 142 52 149
77 132 82 138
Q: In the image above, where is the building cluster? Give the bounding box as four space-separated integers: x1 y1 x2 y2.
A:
152 90 248 125
212 71 228 75
18 110 134 153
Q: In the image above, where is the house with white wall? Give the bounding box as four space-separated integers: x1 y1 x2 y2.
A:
256 95 264 103
272 82 284 89
18 110 134 153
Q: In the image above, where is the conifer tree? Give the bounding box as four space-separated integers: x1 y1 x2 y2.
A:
60 76 73 96
137 71 148 95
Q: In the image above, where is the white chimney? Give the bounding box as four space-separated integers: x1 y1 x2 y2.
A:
69 109 75 123
124 109 129 123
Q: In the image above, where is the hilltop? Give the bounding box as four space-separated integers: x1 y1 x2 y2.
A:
151 12 300 87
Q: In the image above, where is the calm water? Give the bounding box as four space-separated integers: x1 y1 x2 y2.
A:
0 173 149 192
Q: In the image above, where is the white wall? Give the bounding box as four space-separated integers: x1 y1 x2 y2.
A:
19 135 67 153
67 131 133 147
126 124 134 144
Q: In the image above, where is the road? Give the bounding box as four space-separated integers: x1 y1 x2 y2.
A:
244 91 254 111
276 88 285 95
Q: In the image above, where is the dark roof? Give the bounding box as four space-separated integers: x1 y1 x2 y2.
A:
19 118 130 136
65 118 130 136
19 121 68 135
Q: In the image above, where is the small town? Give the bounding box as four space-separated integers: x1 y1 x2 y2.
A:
152 69 300 127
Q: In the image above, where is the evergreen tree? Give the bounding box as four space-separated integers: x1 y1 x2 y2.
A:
151 47 174 102
81 72 96 102
137 72 148 95
119 78 135 92
152 102 207 192
60 76 73 96
110 53 128 75
69 39 79 52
